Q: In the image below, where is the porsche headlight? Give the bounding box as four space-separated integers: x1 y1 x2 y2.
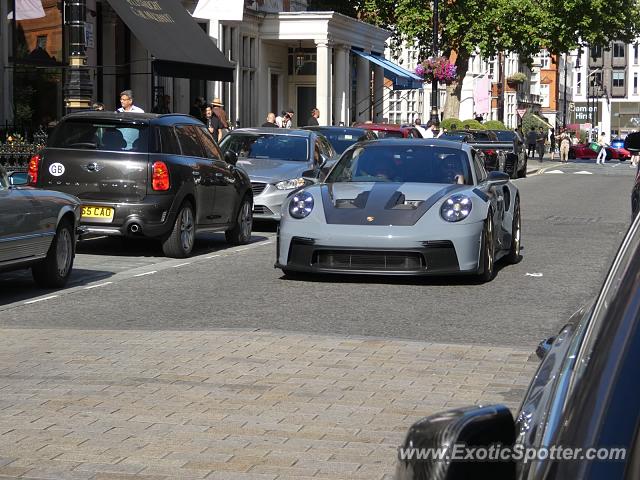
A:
289 191 314 219
276 177 308 190
440 194 472 222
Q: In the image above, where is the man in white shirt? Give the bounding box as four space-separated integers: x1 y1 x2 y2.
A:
414 118 428 138
423 120 435 138
117 90 144 113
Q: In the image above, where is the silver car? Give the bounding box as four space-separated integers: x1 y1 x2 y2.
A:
0 166 81 287
276 139 522 282
219 128 336 220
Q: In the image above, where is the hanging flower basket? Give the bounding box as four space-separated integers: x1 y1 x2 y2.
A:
506 72 527 85
415 56 457 85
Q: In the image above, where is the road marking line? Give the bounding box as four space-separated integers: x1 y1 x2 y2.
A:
545 170 564 174
525 272 544 277
574 171 594 175
134 271 156 277
84 282 113 290
205 254 221 259
24 295 58 305
172 262 191 268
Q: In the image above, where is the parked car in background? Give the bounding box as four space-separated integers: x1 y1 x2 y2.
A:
487 129 528 178
30 112 253 258
0 165 81 287
302 126 377 154
219 128 336 221
397 211 640 479
442 130 523 177
570 143 630 161
353 123 423 139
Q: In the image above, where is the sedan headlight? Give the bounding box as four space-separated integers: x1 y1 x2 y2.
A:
440 194 472 222
289 191 314 219
275 177 308 190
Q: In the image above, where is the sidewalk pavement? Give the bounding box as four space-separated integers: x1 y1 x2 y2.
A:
0 328 538 480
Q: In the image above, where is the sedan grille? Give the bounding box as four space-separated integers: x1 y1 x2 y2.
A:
313 250 425 271
251 182 267 196
253 205 274 215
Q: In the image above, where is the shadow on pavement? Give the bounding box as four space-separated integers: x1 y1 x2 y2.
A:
0 268 115 306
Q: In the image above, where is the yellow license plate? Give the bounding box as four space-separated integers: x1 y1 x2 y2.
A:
81 206 114 221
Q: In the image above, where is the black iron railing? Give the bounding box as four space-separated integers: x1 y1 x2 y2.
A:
0 131 48 172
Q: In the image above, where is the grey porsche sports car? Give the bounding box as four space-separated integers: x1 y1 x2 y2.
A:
276 139 521 281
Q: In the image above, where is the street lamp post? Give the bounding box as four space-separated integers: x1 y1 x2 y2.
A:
63 0 92 113
429 0 439 126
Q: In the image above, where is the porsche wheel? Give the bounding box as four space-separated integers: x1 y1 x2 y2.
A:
506 197 522 264
478 214 495 282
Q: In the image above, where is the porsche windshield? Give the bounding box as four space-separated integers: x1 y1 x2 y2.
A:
326 145 473 185
219 133 309 162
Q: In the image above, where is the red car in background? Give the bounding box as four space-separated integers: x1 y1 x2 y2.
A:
353 123 423 139
569 143 631 161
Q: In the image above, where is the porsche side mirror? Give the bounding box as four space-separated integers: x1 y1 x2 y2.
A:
396 405 516 480
224 150 238 166
486 171 509 186
536 336 555 360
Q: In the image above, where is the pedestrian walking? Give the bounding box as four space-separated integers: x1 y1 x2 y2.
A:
117 90 144 113
423 120 435 139
211 98 230 139
152 95 171 114
549 129 556 161
596 132 608 165
261 112 278 127
559 131 571 163
306 108 320 126
536 127 545 162
92 102 104 111
204 105 222 142
526 127 537 158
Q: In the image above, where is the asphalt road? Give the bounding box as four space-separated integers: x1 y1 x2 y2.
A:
0 159 635 348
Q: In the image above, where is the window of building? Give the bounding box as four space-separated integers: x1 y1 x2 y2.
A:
613 43 626 58
613 70 625 88
36 35 47 50
590 45 602 59
576 72 582 95
634 73 638 95
612 71 624 88
540 50 550 68
635 44 639 65
540 84 550 108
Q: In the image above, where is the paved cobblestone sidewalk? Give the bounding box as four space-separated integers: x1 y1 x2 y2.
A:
0 329 537 479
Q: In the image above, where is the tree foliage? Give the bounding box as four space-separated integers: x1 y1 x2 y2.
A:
355 0 640 117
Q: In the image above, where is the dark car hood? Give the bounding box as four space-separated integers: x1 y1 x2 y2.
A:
320 182 468 226
237 158 311 183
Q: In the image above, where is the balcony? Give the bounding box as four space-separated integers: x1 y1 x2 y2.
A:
517 93 542 106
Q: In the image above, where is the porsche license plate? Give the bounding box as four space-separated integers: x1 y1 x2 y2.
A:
81 205 114 222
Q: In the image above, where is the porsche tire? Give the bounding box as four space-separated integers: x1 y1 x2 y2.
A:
506 197 522 264
478 214 495 282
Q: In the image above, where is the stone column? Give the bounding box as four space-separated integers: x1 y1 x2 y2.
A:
355 54 370 122
333 45 349 126
373 63 384 122
315 40 332 126
101 5 118 110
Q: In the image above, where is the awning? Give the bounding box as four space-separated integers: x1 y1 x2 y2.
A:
351 49 423 90
533 114 553 129
105 0 234 82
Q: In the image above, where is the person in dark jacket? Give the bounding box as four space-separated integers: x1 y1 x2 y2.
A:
526 127 537 158
536 127 546 162
306 108 320 126
261 112 278 127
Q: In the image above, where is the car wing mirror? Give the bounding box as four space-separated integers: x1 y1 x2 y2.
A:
9 172 28 186
536 336 556 360
224 150 238 166
396 405 516 480
486 171 509 186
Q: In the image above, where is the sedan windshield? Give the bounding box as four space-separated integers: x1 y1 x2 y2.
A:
493 131 517 142
220 133 309 162
326 145 473 185
317 129 370 153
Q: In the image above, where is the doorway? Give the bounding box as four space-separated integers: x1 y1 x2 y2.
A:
297 86 316 127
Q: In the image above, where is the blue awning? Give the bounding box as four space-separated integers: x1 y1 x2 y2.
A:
351 49 424 90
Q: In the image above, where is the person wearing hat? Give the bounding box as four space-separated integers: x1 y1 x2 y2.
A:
211 98 229 141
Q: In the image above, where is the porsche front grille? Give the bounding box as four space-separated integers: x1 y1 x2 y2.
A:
313 250 425 271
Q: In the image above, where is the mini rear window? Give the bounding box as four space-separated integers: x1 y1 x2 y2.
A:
48 120 149 152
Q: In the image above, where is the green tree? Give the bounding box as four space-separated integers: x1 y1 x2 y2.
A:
356 0 640 118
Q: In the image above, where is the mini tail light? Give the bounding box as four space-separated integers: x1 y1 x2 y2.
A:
484 149 495 156
152 161 170 191
27 154 40 185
